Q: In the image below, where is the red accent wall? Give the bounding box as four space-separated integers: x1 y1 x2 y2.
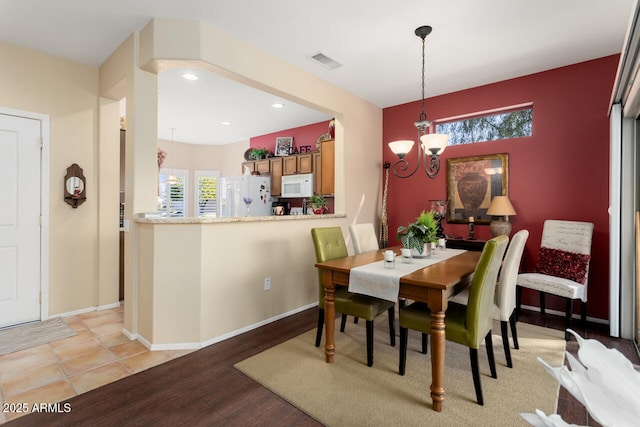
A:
383 55 619 321
250 121 330 153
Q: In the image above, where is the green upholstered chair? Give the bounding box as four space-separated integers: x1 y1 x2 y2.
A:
312 227 396 367
398 235 508 405
450 230 529 368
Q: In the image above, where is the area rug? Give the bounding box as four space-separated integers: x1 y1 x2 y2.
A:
0 317 76 356
235 317 565 426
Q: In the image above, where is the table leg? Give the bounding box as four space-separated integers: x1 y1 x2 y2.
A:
429 309 446 411
321 269 335 363
427 287 447 412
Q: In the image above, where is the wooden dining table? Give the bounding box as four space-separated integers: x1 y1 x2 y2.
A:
314 246 481 412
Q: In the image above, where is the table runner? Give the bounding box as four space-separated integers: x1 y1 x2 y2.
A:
348 249 466 302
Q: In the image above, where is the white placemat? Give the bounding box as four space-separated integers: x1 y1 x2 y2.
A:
348 249 466 302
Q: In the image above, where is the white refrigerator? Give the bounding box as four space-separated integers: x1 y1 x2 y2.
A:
218 175 272 217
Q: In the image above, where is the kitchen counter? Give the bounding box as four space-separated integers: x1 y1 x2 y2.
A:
134 213 345 224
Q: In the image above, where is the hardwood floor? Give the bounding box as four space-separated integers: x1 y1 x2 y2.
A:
2 306 638 426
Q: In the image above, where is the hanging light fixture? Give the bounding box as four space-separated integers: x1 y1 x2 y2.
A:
166 128 178 185
388 25 448 179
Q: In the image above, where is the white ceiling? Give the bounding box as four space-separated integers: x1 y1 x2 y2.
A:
0 0 635 144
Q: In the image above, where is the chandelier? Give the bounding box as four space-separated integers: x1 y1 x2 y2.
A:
388 25 448 179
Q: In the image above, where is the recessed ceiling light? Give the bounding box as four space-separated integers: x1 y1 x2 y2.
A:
221 121 232 126
181 73 198 81
272 103 285 109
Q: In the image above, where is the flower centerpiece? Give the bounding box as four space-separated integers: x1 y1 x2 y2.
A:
396 210 439 257
307 195 328 215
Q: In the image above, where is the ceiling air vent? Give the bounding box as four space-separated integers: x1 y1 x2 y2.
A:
308 52 342 70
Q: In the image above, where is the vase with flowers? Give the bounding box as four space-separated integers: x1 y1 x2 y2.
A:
396 210 439 258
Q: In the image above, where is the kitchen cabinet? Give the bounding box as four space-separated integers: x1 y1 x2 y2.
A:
320 139 335 195
242 159 270 175
313 151 322 195
283 156 297 175
270 157 283 196
242 147 332 196
297 153 313 174
255 159 270 174
241 161 255 174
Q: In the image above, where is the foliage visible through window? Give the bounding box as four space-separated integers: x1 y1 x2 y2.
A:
435 107 532 145
159 169 187 218
195 171 219 217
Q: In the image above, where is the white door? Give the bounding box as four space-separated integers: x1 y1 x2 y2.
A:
0 113 42 327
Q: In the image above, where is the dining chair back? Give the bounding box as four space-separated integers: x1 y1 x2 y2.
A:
399 235 508 405
311 227 396 367
349 223 380 254
450 231 528 368
494 229 528 367
516 220 593 340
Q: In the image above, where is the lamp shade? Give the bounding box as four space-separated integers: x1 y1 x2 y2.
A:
388 139 415 157
486 196 516 216
420 133 448 156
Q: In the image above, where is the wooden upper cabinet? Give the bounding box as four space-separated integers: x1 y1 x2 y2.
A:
241 161 255 174
313 151 322 195
320 139 335 195
283 156 297 175
270 158 283 196
255 159 271 174
297 153 313 174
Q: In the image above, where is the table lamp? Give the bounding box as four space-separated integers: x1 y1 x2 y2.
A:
486 196 516 236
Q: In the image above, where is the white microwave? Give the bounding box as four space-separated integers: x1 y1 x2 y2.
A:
281 173 314 198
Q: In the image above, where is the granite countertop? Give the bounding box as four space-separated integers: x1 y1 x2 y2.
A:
134 213 344 224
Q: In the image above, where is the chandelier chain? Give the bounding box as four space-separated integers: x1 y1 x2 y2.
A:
420 35 426 122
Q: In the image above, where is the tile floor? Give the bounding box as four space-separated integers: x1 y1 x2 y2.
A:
0 305 192 424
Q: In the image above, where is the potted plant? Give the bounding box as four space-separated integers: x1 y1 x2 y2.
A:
396 210 439 257
307 195 328 215
250 147 269 160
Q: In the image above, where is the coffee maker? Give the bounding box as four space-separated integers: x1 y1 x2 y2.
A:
272 201 290 215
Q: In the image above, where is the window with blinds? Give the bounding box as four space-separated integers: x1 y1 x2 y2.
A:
195 170 220 217
159 168 188 218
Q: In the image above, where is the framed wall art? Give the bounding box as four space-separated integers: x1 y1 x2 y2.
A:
275 136 293 156
446 153 509 224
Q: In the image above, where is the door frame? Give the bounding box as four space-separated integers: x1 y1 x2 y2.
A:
0 106 50 321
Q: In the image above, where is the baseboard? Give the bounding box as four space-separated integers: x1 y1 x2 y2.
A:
137 303 318 351
519 303 608 325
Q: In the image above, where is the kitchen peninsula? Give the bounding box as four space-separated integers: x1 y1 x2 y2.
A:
133 212 345 350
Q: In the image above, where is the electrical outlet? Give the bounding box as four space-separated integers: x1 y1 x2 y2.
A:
264 277 271 290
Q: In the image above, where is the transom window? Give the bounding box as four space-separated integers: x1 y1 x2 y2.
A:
435 105 533 145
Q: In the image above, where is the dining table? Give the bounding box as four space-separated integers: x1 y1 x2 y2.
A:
314 246 481 412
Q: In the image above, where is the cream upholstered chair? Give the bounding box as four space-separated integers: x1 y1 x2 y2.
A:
493 230 528 367
451 230 528 368
349 223 380 254
517 220 593 341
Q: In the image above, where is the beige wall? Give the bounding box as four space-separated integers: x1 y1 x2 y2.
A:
0 16 381 345
125 18 382 346
0 40 119 316
157 138 248 178
157 138 249 217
